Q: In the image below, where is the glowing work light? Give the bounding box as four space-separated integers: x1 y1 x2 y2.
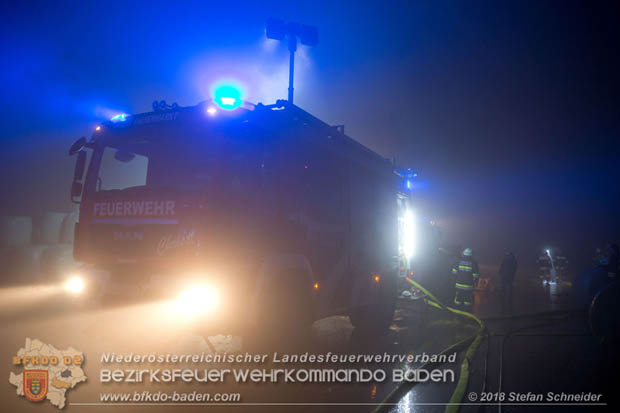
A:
403 210 416 259
213 85 243 110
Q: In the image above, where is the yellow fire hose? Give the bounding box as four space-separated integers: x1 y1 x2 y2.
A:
373 278 486 413
374 278 586 413
409 279 486 413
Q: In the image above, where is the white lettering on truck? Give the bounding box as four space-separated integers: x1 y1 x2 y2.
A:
157 230 196 255
93 201 176 217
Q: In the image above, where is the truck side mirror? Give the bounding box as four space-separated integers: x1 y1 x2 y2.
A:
71 181 83 199
74 150 87 181
71 150 87 203
69 137 87 155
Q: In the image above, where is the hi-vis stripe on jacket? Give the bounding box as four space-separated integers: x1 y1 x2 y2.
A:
451 259 480 289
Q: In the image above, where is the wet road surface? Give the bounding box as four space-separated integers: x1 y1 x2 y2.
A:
386 278 607 413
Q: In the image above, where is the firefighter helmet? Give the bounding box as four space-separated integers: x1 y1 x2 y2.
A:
463 248 473 257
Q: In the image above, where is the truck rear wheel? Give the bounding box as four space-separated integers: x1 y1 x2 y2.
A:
349 272 397 335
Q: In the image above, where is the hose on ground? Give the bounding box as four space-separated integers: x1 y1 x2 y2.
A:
403 278 486 413
372 277 486 413
376 279 584 413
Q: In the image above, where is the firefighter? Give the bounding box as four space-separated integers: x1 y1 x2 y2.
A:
451 248 479 310
498 252 518 314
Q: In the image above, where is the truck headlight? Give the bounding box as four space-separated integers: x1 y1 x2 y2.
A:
174 284 218 316
63 276 85 295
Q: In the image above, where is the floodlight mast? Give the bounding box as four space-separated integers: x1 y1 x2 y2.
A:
288 33 297 104
266 18 318 105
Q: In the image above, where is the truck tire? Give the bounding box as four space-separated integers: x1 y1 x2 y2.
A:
248 273 313 350
349 272 397 335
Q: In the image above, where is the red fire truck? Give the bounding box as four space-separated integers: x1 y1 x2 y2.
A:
68 98 409 337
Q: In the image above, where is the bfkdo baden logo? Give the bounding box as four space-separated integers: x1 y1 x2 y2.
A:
9 338 87 409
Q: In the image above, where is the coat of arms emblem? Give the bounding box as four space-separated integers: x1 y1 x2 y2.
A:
23 370 48 402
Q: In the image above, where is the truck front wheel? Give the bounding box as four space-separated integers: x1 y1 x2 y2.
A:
245 273 314 350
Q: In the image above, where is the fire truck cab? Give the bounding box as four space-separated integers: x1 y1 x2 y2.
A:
68 99 404 336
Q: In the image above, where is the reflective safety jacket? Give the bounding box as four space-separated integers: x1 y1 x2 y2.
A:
451 258 480 290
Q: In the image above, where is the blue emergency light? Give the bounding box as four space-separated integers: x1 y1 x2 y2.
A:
110 113 128 122
213 84 243 110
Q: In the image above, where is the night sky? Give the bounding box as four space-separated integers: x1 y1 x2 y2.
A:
1 1 618 274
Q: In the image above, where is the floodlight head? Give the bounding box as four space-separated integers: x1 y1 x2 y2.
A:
286 22 301 36
266 18 286 40
299 24 318 46
265 18 318 104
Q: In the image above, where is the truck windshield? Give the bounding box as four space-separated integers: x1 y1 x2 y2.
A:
98 147 148 191
92 129 260 195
